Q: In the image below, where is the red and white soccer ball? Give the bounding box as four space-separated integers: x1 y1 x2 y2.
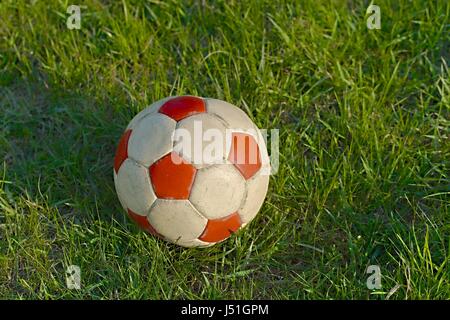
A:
113 96 270 247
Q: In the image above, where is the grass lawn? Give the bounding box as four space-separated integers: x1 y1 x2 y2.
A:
0 0 449 299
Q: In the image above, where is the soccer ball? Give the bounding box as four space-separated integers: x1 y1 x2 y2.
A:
113 96 270 247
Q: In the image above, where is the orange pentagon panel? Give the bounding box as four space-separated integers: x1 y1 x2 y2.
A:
127 209 160 237
199 212 242 243
228 132 262 180
114 129 132 174
158 96 206 121
149 152 197 199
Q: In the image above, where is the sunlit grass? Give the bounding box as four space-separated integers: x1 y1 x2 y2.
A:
0 0 449 299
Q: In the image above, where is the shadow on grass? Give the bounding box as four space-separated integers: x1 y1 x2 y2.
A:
0 79 130 226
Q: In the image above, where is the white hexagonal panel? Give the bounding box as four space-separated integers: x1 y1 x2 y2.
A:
238 169 270 226
174 113 230 169
148 199 207 243
126 96 175 130
175 238 213 248
113 170 127 212
189 164 246 219
114 158 156 216
128 113 176 167
205 98 255 131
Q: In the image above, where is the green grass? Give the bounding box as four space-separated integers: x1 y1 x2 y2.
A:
0 0 449 299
